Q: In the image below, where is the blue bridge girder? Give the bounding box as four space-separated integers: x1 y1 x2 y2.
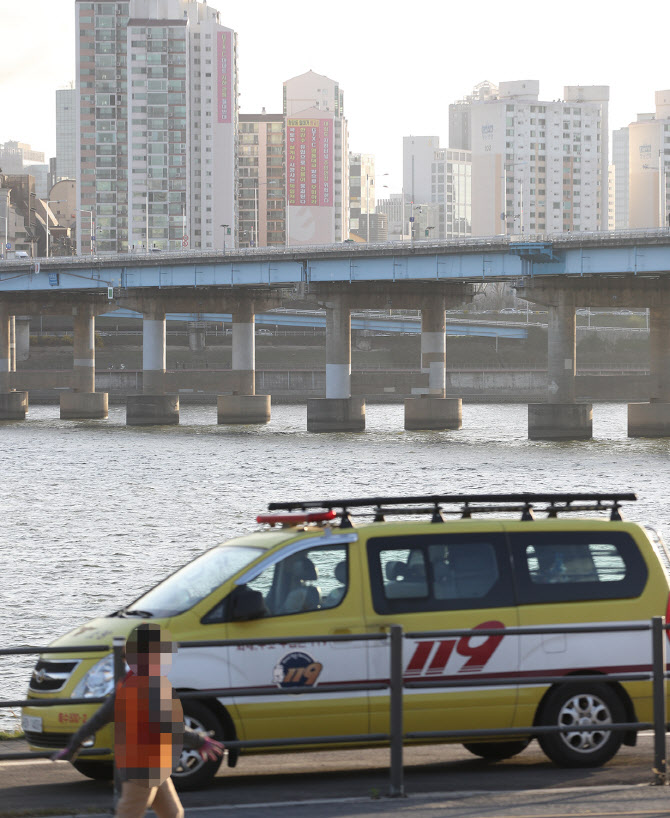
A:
100 309 529 339
2 230 670 293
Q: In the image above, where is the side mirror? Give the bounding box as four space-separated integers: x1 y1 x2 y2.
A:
230 586 266 621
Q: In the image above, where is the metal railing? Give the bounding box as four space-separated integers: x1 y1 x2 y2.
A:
3 228 670 271
0 618 667 799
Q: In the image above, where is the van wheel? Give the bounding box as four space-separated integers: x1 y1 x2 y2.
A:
72 759 114 781
172 701 226 791
463 739 530 761
538 683 625 768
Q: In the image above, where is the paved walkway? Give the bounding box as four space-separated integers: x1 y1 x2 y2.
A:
40 787 670 818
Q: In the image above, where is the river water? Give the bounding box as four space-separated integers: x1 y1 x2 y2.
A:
2 402 670 730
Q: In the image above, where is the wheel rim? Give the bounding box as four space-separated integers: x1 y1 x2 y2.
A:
172 713 207 779
557 693 613 754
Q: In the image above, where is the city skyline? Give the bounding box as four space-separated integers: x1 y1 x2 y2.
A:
2 0 669 196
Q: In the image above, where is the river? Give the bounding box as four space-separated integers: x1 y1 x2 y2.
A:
1 401 669 729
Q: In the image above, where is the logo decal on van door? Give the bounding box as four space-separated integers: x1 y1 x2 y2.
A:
405 621 505 677
272 651 324 688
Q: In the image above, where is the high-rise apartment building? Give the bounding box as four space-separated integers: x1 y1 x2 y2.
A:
348 152 375 240
237 112 285 248
402 136 471 239
75 0 237 255
470 80 609 236
431 149 472 238
628 92 670 229
403 136 439 205
283 70 348 245
56 88 77 181
611 127 629 230
449 81 498 151
376 193 409 241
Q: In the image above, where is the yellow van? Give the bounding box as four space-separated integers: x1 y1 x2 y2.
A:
22 492 670 789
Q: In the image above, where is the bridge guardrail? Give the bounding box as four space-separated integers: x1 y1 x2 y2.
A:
3 228 670 269
0 619 667 799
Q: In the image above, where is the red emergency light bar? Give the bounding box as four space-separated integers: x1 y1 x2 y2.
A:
256 510 337 526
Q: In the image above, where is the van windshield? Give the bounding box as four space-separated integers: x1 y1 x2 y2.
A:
123 545 264 618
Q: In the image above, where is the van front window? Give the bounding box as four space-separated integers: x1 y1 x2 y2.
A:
124 546 264 617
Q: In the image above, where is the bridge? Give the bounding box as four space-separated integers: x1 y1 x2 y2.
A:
1 229 670 438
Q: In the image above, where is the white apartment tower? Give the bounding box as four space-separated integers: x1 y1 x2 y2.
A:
403 136 471 239
283 70 348 245
628 92 670 229
611 127 629 229
75 0 237 255
56 88 77 181
470 81 609 236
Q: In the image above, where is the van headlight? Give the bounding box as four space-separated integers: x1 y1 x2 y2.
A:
72 655 116 698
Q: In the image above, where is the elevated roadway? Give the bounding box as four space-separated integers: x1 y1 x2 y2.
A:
2 229 670 292
1 229 669 438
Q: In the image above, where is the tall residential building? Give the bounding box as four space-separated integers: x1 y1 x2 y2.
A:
283 70 348 245
348 152 375 240
402 136 471 239
403 136 439 205
376 193 409 241
470 80 609 236
238 112 285 248
628 92 670 229
75 0 237 255
56 88 77 181
611 127 629 230
449 80 498 150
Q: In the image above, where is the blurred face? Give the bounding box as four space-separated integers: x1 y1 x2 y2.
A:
128 644 173 675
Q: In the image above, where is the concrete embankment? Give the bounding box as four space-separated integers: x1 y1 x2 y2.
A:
12 367 651 405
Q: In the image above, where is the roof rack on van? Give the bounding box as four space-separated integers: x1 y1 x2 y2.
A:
267 492 637 527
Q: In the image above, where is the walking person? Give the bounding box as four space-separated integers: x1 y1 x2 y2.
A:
52 623 224 818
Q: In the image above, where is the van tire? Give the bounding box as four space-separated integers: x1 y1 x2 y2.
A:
172 700 226 790
538 683 625 767
72 759 114 781
463 739 530 761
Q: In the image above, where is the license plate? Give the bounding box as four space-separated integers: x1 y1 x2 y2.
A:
22 715 43 733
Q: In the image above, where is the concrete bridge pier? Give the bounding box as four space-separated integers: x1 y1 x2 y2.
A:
528 292 592 440
218 302 270 424
0 305 28 420
60 308 108 419
405 301 462 430
9 315 16 372
628 306 670 436
15 317 30 362
307 296 365 432
127 306 179 425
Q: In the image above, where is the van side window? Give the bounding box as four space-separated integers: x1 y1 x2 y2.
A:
512 532 647 604
246 546 349 617
368 535 512 615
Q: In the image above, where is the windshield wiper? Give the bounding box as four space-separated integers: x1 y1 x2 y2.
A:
124 609 154 618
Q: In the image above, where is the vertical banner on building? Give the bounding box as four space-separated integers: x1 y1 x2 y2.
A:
217 30 232 124
286 117 333 207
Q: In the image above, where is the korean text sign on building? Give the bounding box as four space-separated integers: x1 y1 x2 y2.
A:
286 118 333 207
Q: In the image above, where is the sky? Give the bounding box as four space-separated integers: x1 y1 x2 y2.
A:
1 0 668 195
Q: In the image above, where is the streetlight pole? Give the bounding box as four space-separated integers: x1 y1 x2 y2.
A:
220 223 229 254
45 200 64 258
3 189 10 260
503 161 528 236
366 173 370 243
76 209 94 256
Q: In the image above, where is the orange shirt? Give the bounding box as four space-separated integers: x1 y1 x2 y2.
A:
114 671 184 786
